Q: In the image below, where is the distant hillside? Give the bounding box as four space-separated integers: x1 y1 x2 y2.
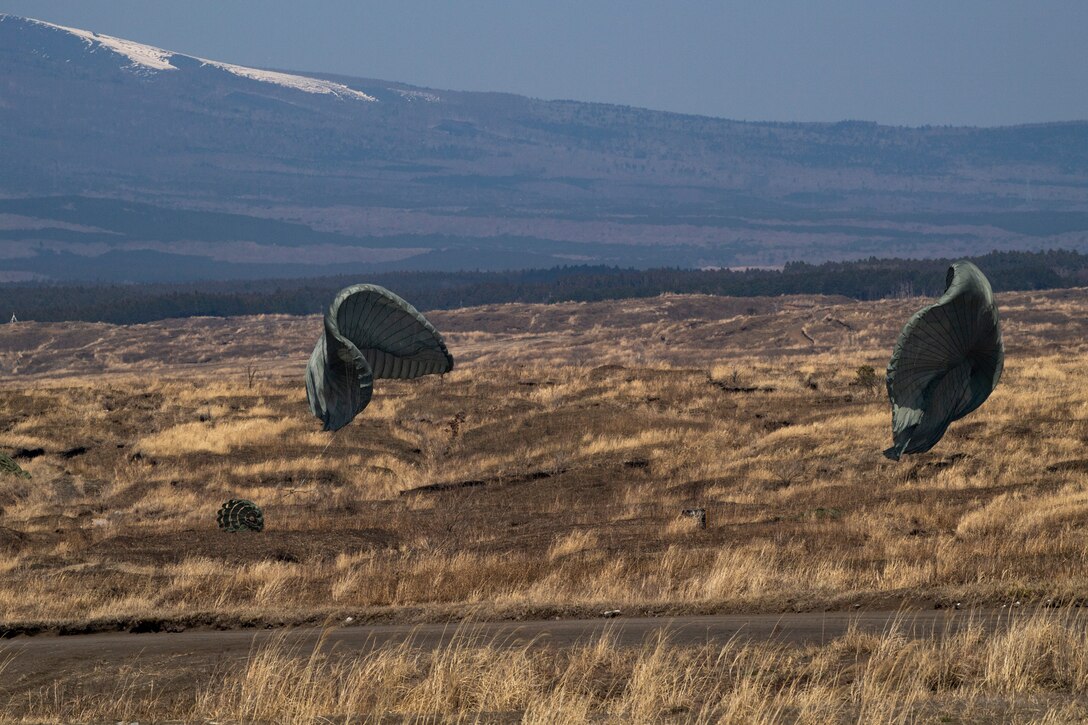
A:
0 14 1086 282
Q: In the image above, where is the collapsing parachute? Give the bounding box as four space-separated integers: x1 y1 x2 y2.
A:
305 284 454 431
217 499 264 532
884 261 1004 460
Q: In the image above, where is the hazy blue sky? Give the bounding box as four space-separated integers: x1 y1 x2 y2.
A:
3 0 1086 126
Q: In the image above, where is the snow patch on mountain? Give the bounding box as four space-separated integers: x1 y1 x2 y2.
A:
9 15 375 101
201 61 376 101
392 88 441 103
21 16 176 71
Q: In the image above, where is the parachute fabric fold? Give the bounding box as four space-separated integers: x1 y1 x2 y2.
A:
884 261 1003 460
305 284 454 431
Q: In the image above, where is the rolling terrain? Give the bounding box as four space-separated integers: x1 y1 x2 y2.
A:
2 288 1088 719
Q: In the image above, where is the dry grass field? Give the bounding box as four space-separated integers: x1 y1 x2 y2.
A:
2 288 1088 721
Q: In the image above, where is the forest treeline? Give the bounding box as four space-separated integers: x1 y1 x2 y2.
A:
2 249 1086 324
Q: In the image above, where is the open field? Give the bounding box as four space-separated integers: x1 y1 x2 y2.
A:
2 288 1088 720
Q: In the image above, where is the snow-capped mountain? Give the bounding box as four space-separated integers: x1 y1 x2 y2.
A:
0 14 1085 283
4 15 386 101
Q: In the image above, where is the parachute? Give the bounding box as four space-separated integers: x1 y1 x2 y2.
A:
305 284 454 431
217 499 264 532
884 261 1004 460
0 451 30 479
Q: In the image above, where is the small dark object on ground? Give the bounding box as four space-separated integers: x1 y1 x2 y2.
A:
603 609 621 618
852 365 880 392
217 499 264 533
61 446 88 459
12 448 44 460
446 411 467 440
681 508 707 529
128 451 157 465
710 381 776 393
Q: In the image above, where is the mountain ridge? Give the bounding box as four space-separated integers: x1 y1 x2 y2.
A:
0 14 1086 283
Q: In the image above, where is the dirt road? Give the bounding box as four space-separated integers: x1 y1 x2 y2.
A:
0 609 1037 691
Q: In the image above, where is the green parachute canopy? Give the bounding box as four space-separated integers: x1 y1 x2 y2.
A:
217 499 264 532
1 451 30 479
884 261 1003 460
305 284 454 431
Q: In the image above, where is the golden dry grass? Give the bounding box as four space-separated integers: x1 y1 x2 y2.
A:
6 611 1088 722
1 291 1088 626
2 289 1088 720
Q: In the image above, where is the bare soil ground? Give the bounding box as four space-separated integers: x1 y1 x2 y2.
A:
2 288 1088 721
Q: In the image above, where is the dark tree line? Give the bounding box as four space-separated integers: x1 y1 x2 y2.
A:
2 249 1086 324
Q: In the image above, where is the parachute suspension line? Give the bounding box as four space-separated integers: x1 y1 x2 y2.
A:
310 425 342 483
271 342 349 506
270 426 342 505
318 426 340 458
